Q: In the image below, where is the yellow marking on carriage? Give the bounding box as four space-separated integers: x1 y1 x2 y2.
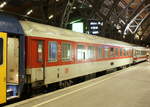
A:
0 32 7 104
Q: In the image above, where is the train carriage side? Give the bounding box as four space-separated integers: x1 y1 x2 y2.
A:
20 21 135 88
133 47 148 63
0 15 25 104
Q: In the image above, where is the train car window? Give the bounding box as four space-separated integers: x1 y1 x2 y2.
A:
110 48 114 57
115 48 118 57
142 51 145 55
37 40 43 62
130 49 133 56
87 46 95 59
142 51 144 55
136 50 139 56
48 42 57 62
120 48 122 56
77 45 85 60
124 49 127 56
139 51 141 55
98 47 103 58
129 49 132 56
127 50 129 56
141 51 143 55
104 48 109 58
62 43 72 61
0 38 3 65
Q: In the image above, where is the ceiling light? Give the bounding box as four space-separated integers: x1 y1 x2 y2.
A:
118 30 122 33
26 9 33 16
0 1 7 8
89 4 92 8
49 14 54 19
73 6 76 9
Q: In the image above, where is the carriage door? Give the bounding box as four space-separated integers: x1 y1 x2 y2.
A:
0 32 7 104
37 40 45 81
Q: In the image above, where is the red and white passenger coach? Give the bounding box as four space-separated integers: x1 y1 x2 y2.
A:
20 21 148 87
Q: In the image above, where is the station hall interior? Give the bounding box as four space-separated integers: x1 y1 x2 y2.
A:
0 0 150 46
0 0 150 107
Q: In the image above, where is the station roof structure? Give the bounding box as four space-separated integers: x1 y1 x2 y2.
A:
0 0 149 46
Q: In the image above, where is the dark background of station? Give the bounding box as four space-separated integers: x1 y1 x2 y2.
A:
0 0 150 47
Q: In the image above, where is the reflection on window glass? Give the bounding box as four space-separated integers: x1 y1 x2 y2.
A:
77 45 85 60
48 42 57 62
38 41 43 62
87 46 95 59
62 43 71 61
0 38 3 65
98 47 103 58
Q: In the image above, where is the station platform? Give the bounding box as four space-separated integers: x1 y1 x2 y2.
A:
6 62 150 107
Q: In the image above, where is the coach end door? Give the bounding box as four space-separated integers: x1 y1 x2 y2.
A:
0 32 7 104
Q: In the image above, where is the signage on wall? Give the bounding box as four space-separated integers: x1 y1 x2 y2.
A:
88 20 103 35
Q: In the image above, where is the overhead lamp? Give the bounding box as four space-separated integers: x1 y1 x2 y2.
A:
26 9 33 16
89 4 92 8
73 6 76 9
0 1 7 8
118 30 122 33
49 14 54 19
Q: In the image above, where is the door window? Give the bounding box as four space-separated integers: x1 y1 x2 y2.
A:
37 41 43 62
0 38 3 65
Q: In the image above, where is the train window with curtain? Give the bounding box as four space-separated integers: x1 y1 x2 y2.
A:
104 47 109 58
87 46 95 59
98 47 103 58
0 38 3 65
37 40 43 62
62 43 72 61
77 45 85 60
48 41 57 62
